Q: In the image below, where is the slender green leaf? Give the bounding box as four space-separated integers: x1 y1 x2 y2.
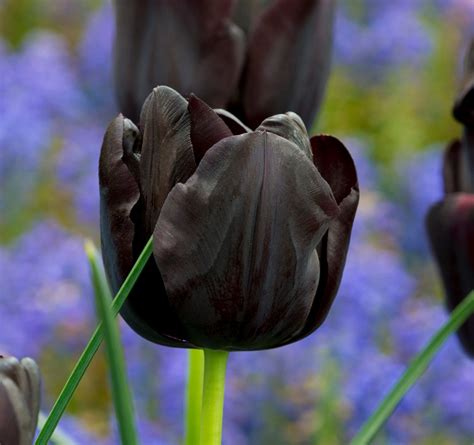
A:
37 412 78 445
35 237 153 445
86 241 139 445
350 290 474 445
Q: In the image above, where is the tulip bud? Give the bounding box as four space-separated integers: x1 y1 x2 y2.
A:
427 37 474 357
100 85 358 350
112 0 335 128
426 196 474 357
0 355 40 445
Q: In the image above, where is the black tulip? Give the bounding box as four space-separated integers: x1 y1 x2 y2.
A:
100 85 358 350
426 37 474 357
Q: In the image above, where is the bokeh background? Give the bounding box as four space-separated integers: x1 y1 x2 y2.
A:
1 1 474 444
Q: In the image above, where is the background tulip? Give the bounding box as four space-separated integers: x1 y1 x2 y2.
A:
0 356 40 445
427 196 474 357
100 85 358 350
113 0 335 128
427 38 474 357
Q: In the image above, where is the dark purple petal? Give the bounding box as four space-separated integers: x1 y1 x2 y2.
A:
311 135 358 204
453 39 474 125
287 136 359 342
139 86 196 237
444 132 474 194
214 108 252 134
232 0 265 33
256 112 312 159
242 0 335 129
99 113 190 347
443 139 462 193
153 131 339 350
99 115 140 296
114 0 245 121
188 95 233 164
426 194 474 357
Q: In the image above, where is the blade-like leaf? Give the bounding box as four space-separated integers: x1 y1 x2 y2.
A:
350 290 474 445
86 241 139 445
35 237 153 445
37 412 78 445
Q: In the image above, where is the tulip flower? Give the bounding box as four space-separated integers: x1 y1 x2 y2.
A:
100 85 358 350
113 0 335 129
426 39 474 357
0 355 40 445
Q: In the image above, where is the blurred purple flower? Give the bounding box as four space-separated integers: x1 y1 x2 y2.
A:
78 2 116 112
0 221 94 357
335 2 433 80
396 148 444 256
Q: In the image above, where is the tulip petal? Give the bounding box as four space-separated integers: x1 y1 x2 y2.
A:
188 95 233 164
154 131 339 350
453 39 474 125
0 380 20 445
139 86 196 236
20 358 40 440
233 0 265 33
99 114 190 347
426 195 474 357
443 139 462 193
257 112 313 159
444 132 474 194
242 0 335 129
99 115 140 297
311 135 358 204
114 0 245 121
288 136 359 342
214 109 252 135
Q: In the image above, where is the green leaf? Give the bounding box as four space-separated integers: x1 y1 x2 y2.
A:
350 290 474 445
37 412 78 445
85 241 139 445
35 237 153 445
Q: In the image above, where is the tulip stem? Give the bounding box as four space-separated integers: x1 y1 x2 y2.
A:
200 349 229 445
184 349 204 445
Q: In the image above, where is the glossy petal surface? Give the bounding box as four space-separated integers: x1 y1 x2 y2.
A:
99 115 140 297
99 111 190 347
139 86 196 236
257 112 312 159
154 131 339 350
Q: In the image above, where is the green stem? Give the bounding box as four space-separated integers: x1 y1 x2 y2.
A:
184 349 205 445
200 350 229 445
350 290 474 445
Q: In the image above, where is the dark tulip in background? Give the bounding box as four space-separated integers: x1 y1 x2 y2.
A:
113 0 335 129
427 39 474 358
99 86 358 351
